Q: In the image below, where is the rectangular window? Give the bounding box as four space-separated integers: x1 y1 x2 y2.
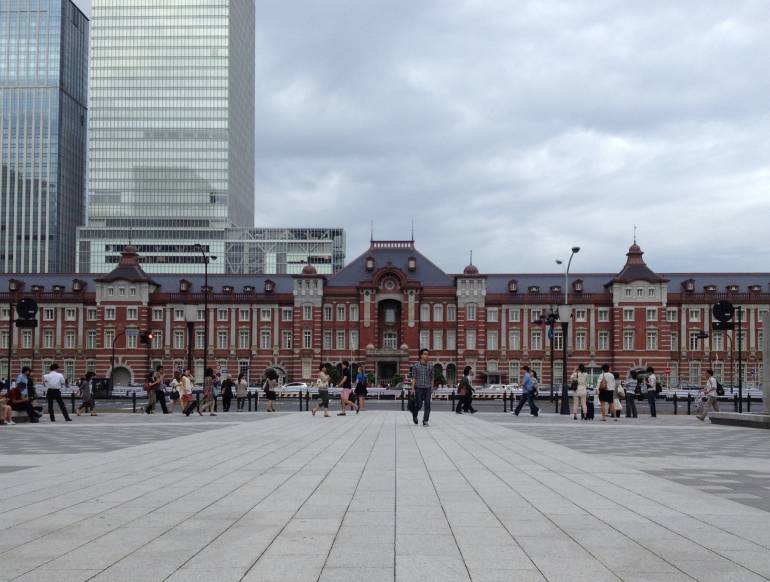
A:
553 362 564 385
105 307 116 320
86 360 96 374
64 330 76 349
508 360 520 384
239 309 250 321
174 308 185 321
239 329 250 349
625 288 632 297
711 331 723 352
623 330 634 350
126 307 138 320
239 360 250 382
711 362 723 383
350 331 359 350
509 330 520 350
260 329 271 350
623 308 634 322
433 330 443 350
350 305 359 321
487 308 498 323
198 309 205 321
666 308 678 322
65 360 75 382
282 331 293 350
637 288 644 297
303 329 312 349
648 287 656 297
670 332 679 351
646 330 658 350
303 306 313 320
467 305 477 321
336 305 346 321
447 305 457 321
487 331 498 350
282 308 293 321
433 304 443 322
420 304 430 321
552 330 563 351
575 330 586 350
43 308 55 321
466 330 477 350
118 288 126 296
21 331 32 348
195 330 205 349
598 309 610 322
0 308 8 321
323 330 332 350
0 331 7 349
260 308 271 321
126 334 137 349
302 359 313 380
87 330 97 349
689 332 701 351
689 361 701 385
87 308 98 321
531 330 542 350
323 305 332 321
174 330 185 349
217 309 228 321
446 330 456 350
689 309 701 322
107 288 115 296
217 331 228 349
420 330 430 349
646 308 657 322
152 308 164 321
574 309 587 322
598 331 609 351
152 331 163 349
44 329 54 348
104 329 115 348
64 308 76 321
508 308 520 322
531 308 542 322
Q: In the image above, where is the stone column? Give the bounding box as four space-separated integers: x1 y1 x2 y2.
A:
763 312 769 414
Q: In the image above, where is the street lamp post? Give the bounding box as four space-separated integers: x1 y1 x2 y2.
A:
5 280 18 386
556 246 580 415
193 244 216 381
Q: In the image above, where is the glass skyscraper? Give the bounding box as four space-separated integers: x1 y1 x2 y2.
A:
0 0 89 273
78 0 256 273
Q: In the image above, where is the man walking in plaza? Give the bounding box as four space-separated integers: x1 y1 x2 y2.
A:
597 364 617 421
44 363 71 422
514 365 539 417
145 365 169 414
411 348 435 426
696 368 720 421
644 366 658 417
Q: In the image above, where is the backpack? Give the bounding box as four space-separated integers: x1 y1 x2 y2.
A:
716 380 725 396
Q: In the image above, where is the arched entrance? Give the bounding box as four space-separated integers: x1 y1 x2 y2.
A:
446 363 457 385
433 364 445 387
110 366 132 387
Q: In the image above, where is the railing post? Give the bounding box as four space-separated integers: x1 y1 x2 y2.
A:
132 391 136 414
450 390 455 411
747 393 752 412
673 392 678 415
401 389 405 411
305 390 310 411
554 393 559 413
247 391 252 412
254 389 259 412
503 391 508 413
71 391 76 413
687 393 691 415
298 390 302 411
734 393 738 412
196 391 200 410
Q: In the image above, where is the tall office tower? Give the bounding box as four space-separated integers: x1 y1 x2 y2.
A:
0 0 89 273
78 0 255 273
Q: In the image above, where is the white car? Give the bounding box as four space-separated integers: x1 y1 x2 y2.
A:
282 382 308 389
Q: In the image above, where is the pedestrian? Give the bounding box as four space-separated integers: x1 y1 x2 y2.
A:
181 369 201 416
236 372 248 411
597 364 617 421
0 385 15 425
168 371 182 413
144 365 169 414
7 381 40 422
514 365 539 417
643 366 658 417
15 366 42 414
696 369 720 421
456 365 477 414
337 360 357 416
354 365 368 412
613 372 623 418
199 368 217 416
263 368 278 412
221 373 234 412
410 349 435 426
311 364 331 417
76 371 97 416
43 363 72 422
624 370 639 418
570 364 588 420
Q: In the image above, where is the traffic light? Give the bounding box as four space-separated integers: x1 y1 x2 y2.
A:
140 330 154 346
712 300 735 330
15 297 39 328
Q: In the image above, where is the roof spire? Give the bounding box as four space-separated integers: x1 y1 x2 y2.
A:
469 249 473 266
370 220 374 242
633 224 637 245
410 220 414 242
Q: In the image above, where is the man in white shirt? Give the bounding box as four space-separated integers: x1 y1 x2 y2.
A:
597 364 617 421
644 366 658 417
697 369 720 421
43 363 72 422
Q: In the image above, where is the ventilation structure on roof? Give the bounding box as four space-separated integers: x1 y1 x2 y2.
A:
243 285 255 294
682 279 695 292
572 279 583 293
222 286 233 294
726 284 739 293
264 280 275 294
528 285 539 293
550 285 561 294
507 279 518 293
408 257 416 272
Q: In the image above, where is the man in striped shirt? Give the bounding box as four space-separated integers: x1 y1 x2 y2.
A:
410 348 435 426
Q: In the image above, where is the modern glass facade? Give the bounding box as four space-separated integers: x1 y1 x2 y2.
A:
80 0 255 268
0 0 89 272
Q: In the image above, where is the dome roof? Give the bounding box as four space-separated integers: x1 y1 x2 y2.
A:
463 264 479 275
301 264 318 275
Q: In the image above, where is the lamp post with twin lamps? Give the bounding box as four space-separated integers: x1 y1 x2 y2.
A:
555 246 580 414
193 244 217 380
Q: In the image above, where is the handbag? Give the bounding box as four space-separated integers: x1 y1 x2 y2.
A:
407 393 417 414
616 384 625 398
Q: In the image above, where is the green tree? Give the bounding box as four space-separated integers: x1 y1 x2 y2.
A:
324 363 342 386
390 373 404 388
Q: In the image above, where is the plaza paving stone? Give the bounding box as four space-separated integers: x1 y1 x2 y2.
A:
0 411 767 581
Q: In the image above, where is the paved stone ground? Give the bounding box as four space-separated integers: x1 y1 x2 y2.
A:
0 412 769 581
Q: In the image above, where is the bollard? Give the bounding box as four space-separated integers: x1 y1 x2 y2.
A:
247 391 252 412
747 393 752 412
673 393 678 415
305 390 310 411
733 393 738 412
450 390 455 411
687 394 691 415
132 391 137 413
71 391 76 413
401 389 405 411
254 390 259 412
554 394 559 413
503 391 508 413
196 391 201 410
298 390 302 411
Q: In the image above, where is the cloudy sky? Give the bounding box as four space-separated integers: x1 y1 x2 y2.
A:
74 0 770 275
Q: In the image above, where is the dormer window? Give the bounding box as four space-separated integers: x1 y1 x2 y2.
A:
683 279 695 292
749 284 761 293
52 285 64 293
572 279 583 293
528 285 539 293
407 257 416 272
31 284 43 293
704 285 717 293
550 285 561 294
72 279 84 293
243 285 255 294
726 284 739 293
507 279 518 293
222 286 233 294
201 285 212 294
365 257 375 272
179 280 190 293
264 280 275 294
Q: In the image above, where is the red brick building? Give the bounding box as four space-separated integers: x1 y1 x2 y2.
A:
0 241 766 388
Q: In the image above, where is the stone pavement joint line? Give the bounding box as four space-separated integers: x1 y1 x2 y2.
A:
0 412 768 582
